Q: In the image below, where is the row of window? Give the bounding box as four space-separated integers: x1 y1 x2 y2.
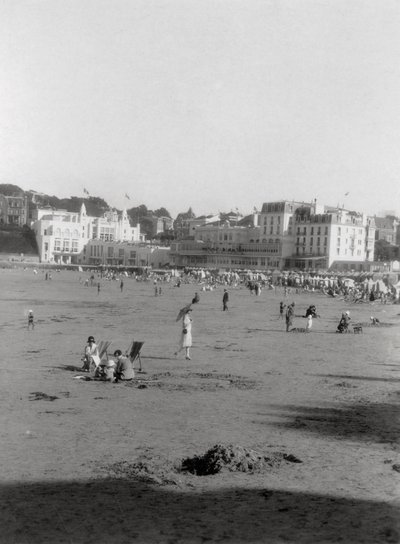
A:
48 239 79 252
262 216 282 226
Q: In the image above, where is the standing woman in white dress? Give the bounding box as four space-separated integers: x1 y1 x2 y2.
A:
175 308 193 360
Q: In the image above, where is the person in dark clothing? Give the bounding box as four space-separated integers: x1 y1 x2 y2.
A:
285 303 295 332
222 289 229 311
192 292 200 304
337 311 351 333
305 305 317 318
279 301 286 319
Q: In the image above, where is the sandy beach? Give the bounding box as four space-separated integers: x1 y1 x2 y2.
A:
0 268 399 543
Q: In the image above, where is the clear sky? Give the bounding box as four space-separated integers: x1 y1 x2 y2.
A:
1 0 399 218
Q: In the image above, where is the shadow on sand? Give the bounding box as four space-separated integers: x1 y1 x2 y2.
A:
259 402 400 444
311 373 400 384
1 479 399 543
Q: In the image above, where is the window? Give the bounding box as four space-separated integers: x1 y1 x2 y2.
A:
317 227 321 235
325 226 328 235
72 240 78 253
54 239 61 251
317 237 320 246
63 239 70 251
324 237 327 246
310 237 313 246
44 242 49 251
311 227 314 235
108 247 113 257
337 238 341 246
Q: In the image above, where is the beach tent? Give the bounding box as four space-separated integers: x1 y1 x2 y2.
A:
374 279 388 294
343 278 355 287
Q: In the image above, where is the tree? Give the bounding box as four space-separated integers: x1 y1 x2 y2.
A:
127 205 148 225
0 183 24 196
374 239 399 261
154 207 171 218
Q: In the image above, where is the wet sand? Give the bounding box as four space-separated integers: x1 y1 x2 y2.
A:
0 268 399 543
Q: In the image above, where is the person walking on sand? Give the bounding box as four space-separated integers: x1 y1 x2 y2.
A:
222 289 229 311
279 301 286 319
285 303 295 332
120 279 124 292
175 308 193 360
305 313 313 332
97 282 101 295
27 309 34 330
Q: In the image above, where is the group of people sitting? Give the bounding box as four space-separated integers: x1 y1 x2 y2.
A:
81 336 134 382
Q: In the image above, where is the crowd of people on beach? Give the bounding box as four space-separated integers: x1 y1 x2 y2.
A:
23 265 395 373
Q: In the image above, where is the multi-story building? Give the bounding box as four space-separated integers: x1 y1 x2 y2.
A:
32 203 143 264
170 200 375 272
173 214 220 240
144 215 174 238
85 240 169 268
374 216 399 245
169 215 265 269
0 194 28 226
287 208 375 270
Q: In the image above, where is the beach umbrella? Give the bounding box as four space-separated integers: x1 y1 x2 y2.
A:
176 303 192 322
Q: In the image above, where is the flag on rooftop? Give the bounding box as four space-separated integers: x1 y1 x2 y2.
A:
83 188 89 195
125 193 130 200
345 192 349 196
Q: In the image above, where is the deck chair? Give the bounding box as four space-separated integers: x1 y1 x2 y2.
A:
126 340 144 372
96 340 111 366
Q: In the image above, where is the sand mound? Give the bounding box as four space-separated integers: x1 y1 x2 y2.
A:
101 444 302 484
180 444 302 476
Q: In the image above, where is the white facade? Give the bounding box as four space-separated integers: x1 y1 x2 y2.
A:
33 203 143 264
290 209 375 269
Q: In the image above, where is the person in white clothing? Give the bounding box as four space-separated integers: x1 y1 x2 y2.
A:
175 309 193 360
82 336 101 372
